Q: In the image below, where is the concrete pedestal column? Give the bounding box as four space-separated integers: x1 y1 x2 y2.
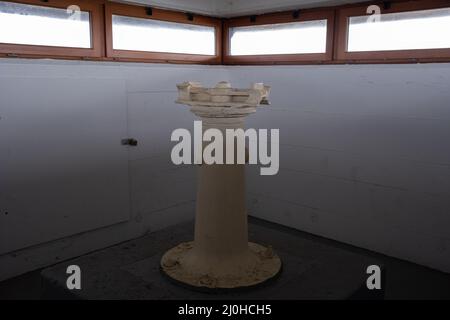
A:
161 82 281 290
194 117 248 261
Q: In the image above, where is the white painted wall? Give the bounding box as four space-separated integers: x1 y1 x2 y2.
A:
0 59 229 280
215 0 366 17
121 0 367 17
0 75 130 255
1 59 449 281
232 64 450 273
115 0 219 16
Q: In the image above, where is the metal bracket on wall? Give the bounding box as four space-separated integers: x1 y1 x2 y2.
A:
121 138 138 146
383 1 392 10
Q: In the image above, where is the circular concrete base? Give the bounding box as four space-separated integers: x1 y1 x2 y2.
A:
160 242 282 290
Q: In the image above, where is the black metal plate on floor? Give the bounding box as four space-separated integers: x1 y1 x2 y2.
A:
41 219 384 300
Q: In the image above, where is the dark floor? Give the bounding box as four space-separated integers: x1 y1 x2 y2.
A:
1 218 450 300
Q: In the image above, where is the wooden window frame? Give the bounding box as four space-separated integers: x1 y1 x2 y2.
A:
0 0 104 59
105 2 222 64
0 0 449 65
223 9 335 65
335 0 450 63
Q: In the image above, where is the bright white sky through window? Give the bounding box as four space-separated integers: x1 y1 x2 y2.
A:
348 7 450 52
230 20 327 56
0 2 91 48
112 15 215 55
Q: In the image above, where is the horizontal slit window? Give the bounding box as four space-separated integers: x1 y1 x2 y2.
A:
348 7 450 52
111 15 216 55
229 20 327 56
0 2 91 48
